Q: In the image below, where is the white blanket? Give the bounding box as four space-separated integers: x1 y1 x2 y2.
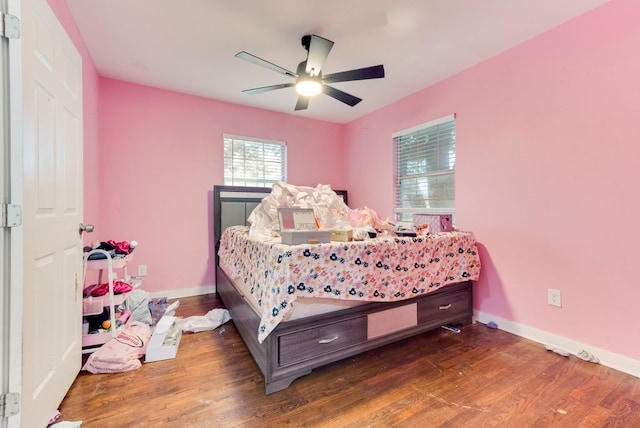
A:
247 181 350 240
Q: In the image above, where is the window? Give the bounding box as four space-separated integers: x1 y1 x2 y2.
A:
223 135 286 187
393 114 456 222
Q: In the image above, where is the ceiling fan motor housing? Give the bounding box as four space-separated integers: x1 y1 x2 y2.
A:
296 61 322 80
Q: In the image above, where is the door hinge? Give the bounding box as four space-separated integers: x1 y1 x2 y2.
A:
1 204 22 228
0 392 20 418
1 12 21 39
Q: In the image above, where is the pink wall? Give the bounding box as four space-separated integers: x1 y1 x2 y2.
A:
98 79 345 293
47 0 101 243
345 0 640 361
51 0 640 362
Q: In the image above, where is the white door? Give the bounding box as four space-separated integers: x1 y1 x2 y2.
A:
20 0 84 426
1 0 22 425
3 1 25 427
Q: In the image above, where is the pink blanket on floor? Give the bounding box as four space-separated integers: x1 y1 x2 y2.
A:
83 321 151 374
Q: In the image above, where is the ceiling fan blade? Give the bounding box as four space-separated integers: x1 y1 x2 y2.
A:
242 83 295 94
323 64 385 84
295 96 310 111
235 51 297 78
305 35 334 77
322 85 362 107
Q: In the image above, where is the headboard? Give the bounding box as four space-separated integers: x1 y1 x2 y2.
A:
213 185 348 265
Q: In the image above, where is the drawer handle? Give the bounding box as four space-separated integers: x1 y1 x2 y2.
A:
318 335 339 344
439 304 452 310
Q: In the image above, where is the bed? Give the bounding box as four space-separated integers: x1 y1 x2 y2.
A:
213 185 481 393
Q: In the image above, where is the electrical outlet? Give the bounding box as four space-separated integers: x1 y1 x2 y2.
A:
137 264 148 277
548 288 561 307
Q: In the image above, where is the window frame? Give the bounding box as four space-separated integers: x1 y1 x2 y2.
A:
223 134 287 187
392 114 456 222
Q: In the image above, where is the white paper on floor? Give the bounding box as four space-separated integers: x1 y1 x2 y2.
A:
177 308 231 333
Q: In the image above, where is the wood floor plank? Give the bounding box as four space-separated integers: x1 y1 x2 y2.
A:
57 293 640 427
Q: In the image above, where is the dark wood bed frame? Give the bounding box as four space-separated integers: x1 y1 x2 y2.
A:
213 185 473 393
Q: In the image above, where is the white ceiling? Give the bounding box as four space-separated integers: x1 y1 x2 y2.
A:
65 0 610 124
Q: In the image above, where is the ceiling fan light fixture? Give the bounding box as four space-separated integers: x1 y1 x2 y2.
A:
296 77 322 96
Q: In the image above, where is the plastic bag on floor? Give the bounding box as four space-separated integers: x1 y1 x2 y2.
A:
177 308 231 333
149 299 180 326
127 289 152 325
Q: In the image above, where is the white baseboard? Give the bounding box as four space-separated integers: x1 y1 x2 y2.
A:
474 310 640 379
148 285 216 300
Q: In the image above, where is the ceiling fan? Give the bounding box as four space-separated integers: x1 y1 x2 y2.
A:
235 34 385 111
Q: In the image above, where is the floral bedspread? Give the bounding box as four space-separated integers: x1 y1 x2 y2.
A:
218 225 481 343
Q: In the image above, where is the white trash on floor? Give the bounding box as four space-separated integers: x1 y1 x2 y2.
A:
177 308 231 333
50 421 82 428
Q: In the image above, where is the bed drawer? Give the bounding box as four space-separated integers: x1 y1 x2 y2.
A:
417 286 471 325
278 316 367 367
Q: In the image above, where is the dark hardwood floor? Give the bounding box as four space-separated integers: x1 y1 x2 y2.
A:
58 293 640 427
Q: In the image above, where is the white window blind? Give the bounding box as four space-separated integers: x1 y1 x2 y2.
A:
223 134 287 187
393 114 456 222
